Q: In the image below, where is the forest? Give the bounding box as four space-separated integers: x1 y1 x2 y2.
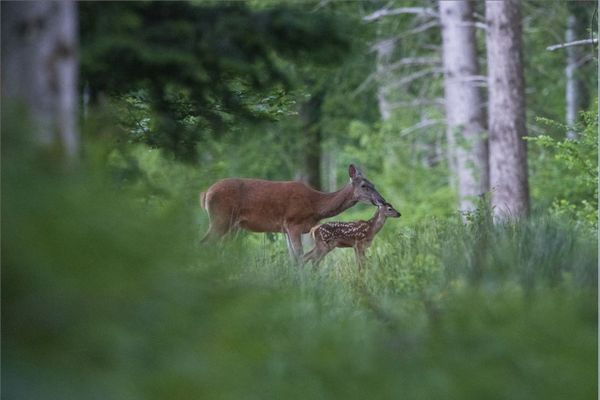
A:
2 1 598 399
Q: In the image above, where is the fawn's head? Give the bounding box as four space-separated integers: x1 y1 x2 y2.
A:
380 202 401 218
348 164 386 206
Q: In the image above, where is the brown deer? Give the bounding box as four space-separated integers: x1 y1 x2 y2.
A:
200 164 386 261
303 202 401 270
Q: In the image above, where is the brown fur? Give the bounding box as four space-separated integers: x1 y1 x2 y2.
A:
304 202 401 271
199 165 386 261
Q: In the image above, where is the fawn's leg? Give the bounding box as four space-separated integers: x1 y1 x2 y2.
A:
304 242 328 267
303 246 317 264
354 245 367 273
312 244 333 266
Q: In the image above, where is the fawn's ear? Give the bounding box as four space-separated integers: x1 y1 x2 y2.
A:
348 164 363 179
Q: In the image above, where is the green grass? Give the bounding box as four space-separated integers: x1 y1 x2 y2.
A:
2 139 597 399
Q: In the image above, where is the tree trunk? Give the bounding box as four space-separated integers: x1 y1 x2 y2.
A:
1 1 79 160
485 0 530 219
564 2 589 139
322 149 337 192
439 0 489 215
375 38 395 121
298 93 323 190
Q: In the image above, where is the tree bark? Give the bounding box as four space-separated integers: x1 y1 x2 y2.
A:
485 0 530 219
1 1 79 160
375 39 395 121
565 14 580 139
563 1 592 139
439 0 489 215
298 93 323 190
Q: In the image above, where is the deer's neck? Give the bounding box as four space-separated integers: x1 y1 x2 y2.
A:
368 208 387 237
316 184 357 219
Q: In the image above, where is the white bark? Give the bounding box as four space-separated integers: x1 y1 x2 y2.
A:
375 39 394 121
439 0 489 215
1 1 79 159
546 38 598 51
486 0 530 219
565 14 580 139
363 7 438 22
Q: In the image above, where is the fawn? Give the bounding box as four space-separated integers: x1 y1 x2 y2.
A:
303 202 401 270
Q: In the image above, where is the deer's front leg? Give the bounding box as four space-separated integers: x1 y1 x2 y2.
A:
285 226 304 264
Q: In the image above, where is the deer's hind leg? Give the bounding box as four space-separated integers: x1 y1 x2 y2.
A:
200 204 236 244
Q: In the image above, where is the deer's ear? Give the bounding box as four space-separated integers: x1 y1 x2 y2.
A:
348 164 362 179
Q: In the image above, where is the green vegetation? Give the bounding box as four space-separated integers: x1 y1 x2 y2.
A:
2 1 597 399
528 106 598 229
3 112 597 399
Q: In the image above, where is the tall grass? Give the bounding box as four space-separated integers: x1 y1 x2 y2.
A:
2 127 597 399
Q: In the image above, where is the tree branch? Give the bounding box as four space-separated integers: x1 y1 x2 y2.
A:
399 119 444 137
351 72 375 97
390 99 445 109
363 7 438 22
387 67 443 89
371 21 440 52
386 56 441 71
546 38 598 51
398 20 440 39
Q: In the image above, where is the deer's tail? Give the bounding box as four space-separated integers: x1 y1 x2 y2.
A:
200 191 207 210
309 225 320 241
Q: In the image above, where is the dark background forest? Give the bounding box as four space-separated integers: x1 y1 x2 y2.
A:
2 1 598 399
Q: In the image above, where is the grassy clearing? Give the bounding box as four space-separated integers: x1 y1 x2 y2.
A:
3 159 597 400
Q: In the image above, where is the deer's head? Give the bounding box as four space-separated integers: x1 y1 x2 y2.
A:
380 202 401 218
348 164 386 206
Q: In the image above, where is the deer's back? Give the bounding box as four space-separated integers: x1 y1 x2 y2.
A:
204 178 320 232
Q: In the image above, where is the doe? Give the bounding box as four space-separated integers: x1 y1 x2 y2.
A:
303 202 401 271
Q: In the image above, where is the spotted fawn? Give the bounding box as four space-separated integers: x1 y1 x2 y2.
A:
303 202 401 270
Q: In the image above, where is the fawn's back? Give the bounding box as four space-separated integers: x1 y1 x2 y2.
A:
312 220 372 248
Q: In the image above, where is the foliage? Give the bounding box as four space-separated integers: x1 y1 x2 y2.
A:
79 1 350 162
527 106 598 230
3 114 597 399
3 2 599 399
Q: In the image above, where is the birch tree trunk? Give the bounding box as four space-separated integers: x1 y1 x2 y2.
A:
439 0 489 215
485 0 530 219
375 39 395 121
564 1 591 139
565 14 580 139
1 1 79 160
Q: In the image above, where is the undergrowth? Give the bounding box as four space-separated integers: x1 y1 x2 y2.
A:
2 113 597 400
3 153 597 400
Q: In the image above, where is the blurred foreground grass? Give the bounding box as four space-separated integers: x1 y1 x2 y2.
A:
2 129 597 400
